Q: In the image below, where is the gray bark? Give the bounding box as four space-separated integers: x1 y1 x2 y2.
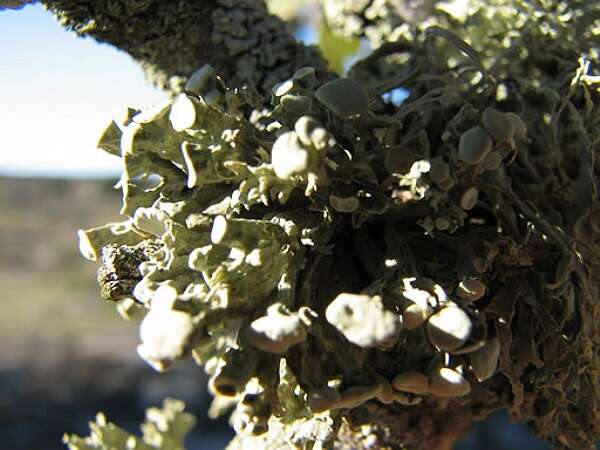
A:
42 0 330 95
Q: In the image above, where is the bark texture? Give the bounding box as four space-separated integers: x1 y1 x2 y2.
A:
225 375 510 450
0 0 33 9
42 0 329 95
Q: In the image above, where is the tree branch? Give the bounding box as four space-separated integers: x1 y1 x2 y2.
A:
320 0 439 46
42 0 329 95
0 0 34 10
224 377 509 450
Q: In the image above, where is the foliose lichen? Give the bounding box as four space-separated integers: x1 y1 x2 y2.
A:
78 2 600 448
63 398 196 450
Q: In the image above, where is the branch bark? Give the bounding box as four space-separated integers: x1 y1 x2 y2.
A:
0 0 34 10
42 0 329 95
225 380 508 450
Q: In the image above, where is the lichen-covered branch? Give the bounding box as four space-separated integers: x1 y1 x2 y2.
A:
226 391 502 450
321 0 439 45
42 0 329 94
69 1 599 450
321 0 600 62
0 0 33 10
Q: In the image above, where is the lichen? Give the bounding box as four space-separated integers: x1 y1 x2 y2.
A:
43 0 329 95
78 2 600 448
63 398 196 450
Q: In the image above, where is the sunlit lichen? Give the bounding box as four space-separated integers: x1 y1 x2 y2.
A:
63 398 196 450
77 1 600 448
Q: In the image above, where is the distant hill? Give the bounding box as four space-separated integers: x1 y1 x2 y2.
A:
0 177 120 270
0 176 134 363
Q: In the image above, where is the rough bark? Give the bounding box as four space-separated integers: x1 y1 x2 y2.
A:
334 401 475 450
42 0 330 95
225 375 510 450
0 0 34 9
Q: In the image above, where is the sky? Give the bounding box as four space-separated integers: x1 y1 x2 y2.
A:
0 3 377 179
0 3 166 178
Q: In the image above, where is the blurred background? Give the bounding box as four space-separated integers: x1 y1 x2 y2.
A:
0 2 564 449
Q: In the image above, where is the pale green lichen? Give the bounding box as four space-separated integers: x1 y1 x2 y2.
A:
78 2 600 447
63 398 196 450
325 293 401 348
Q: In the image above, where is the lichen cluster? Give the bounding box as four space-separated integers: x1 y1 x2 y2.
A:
78 2 599 448
64 398 195 450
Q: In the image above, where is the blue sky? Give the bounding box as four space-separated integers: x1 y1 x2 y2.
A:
0 3 375 179
0 3 165 178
